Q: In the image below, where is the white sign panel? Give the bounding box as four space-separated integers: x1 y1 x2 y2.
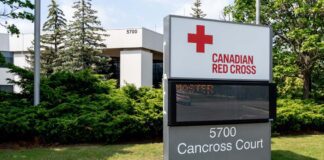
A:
168 16 271 81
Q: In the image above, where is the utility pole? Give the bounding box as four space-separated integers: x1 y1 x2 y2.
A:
256 0 260 24
34 0 40 105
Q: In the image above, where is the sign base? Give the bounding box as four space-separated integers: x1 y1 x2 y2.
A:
165 123 271 160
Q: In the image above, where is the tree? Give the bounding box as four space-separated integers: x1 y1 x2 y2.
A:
190 0 206 18
93 55 112 78
224 0 323 99
57 0 109 72
27 0 67 75
42 0 67 74
0 0 34 35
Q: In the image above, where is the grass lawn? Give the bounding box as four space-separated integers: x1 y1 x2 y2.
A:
0 134 323 160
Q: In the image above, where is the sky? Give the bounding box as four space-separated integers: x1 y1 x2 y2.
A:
0 0 234 34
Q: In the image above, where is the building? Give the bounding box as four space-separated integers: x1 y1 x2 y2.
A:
103 28 163 88
0 28 163 92
0 33 33 93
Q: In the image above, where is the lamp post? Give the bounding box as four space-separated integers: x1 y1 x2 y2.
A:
34 0 40 106
256 0 260 24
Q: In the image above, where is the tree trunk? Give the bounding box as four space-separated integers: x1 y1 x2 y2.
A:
302 70 311 99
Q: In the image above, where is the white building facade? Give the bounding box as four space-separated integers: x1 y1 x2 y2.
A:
0 33 33 92
0 28 163 92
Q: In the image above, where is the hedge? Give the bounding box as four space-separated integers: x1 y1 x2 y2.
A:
0 70 162 144
0 68 323 144
273 99 324 133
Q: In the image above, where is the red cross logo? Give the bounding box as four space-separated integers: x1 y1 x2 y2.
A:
188 25 213 53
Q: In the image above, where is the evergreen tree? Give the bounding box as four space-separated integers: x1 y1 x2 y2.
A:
43 0 67 73
58 0 109 72
190 0 206 18
27 0 67 75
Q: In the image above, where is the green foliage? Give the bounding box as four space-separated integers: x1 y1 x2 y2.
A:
223 0 257 23
1 65 323 143
224 0 324 99
0 0 34 35
273 99 324 133
58 0 109 73
277 77 303 98
1 63 322 144
312 61 324 100
92 55 113 79
190 0 206 18
0 66 162 143
26 0 112 78
27 0 67 75
0 52 5 65
273 48 303 98
135 87 163 136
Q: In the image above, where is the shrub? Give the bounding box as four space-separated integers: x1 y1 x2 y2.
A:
0 68 163 143
273 99 324 133
1 63 323 143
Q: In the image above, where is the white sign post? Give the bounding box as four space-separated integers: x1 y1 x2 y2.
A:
163 15 274 160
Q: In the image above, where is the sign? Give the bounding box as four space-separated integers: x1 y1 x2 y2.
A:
168 80 276 126
167 16 272 81
163 15 275 160
168 123 271 160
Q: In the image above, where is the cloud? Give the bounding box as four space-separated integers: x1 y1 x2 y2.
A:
155 25 163 34
143 0 182 5
0 3 34 33
0 19 34 33
0 0 118 34
58 0 74 22
174 0 234 20
142 0 191 9
58 0 123 29
0 0 235 34
96 6 126 29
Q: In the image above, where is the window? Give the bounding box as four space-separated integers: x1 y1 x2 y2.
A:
153 60 163 88
109 58 163 88
111 58 120 86
0 85 14 93
0 51 13 67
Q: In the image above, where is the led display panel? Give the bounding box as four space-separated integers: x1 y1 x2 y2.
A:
168 81 276 125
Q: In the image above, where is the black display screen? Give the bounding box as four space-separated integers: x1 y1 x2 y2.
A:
168 80 276 126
